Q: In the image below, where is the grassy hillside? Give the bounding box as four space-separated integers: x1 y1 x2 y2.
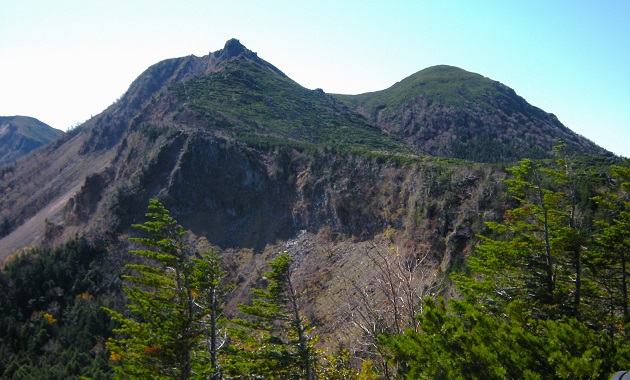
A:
337 65 503 113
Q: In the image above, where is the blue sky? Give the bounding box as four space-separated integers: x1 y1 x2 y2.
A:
1 0 628 157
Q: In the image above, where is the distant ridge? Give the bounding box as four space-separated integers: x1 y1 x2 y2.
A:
0 116 64 165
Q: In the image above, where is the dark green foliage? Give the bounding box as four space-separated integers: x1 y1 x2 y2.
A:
0 238 115 379
592 160 630 332
230 253 316 379
104 199 231 379
383 298 629 379
138 123 175 142
454 150 611 321
382 153 630 379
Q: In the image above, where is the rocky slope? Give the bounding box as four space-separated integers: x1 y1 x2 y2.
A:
0 116 64 165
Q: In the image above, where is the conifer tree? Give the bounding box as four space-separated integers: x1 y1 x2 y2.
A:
455 155 587 319
104 199 228 379
191 250 232 378
382 297 623 379
592 162 630 334
230 253 316 379
382 156 630 378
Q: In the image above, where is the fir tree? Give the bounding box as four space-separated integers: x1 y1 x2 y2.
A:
104 199 229 379
230 253 316 379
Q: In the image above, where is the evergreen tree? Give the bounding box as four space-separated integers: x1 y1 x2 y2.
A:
382 297 626 379
592 161 630 335
381 155 630 379
191 250 233 378
104 199 228 379
230 253 316 379
0 238 113 379
455 156 588 319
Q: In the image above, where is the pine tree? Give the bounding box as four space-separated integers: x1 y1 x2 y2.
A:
382 297 622 379
455 156 588 319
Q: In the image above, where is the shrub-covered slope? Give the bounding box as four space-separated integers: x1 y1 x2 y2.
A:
335 65 608 162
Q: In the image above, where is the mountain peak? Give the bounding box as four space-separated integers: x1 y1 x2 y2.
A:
221 38 247 59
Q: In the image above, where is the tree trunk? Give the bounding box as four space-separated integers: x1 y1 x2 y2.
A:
286 267 313 380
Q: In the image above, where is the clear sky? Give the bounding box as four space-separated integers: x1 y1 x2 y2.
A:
1 0 629 157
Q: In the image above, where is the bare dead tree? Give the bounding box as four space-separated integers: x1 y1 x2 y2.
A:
344 239 445 378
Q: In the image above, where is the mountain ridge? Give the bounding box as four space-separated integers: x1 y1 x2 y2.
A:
0 39 611 261
0 40 626 377
0 116 64 165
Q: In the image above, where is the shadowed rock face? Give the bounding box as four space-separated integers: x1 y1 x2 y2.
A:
221 38 247 59
0 116 64 165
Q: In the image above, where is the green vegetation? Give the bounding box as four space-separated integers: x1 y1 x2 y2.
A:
0 116 64 165
383 298 626 379
381 154 630 379
0 238 115 379
169 58 408 153
104 199 230 379
104 200 344 379
229 253 316 378
334 66 606 163
0 116 63 145
336 65 508 117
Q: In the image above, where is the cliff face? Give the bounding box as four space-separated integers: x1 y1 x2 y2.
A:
40 126 502 261
24 125 503 344
0 40 606 307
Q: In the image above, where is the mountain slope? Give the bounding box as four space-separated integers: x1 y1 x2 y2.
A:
0 40 611 262
0 39 405 259
0 116 64 165
335 65 607 162
122 39 406 153
0 39 619 354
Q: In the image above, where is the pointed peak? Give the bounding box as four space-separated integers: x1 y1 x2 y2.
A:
206 39 288 78
220 38 248 59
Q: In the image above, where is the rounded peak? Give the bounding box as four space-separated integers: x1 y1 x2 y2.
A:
414 65 481 78
420 64 465 72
